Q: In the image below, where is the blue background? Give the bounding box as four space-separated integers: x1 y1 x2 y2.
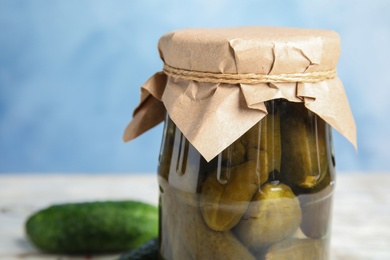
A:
0 0 389 173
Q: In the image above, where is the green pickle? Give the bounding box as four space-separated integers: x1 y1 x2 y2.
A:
220 137 247 166
233 183 301 250
200 160 264 231
279 102 329 189
158 115 176 181
265 238 328 260
158 100 334 260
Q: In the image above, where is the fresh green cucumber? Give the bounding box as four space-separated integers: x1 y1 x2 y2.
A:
25 200 158 254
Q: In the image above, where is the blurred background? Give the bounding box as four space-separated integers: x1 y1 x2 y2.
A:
0 0 389 174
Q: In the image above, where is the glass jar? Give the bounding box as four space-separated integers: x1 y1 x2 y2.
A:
123 26 356 260
157 99 335 260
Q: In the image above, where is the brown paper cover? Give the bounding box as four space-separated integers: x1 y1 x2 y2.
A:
123 27 357 162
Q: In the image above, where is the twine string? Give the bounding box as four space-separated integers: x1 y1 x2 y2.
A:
163 64 337 84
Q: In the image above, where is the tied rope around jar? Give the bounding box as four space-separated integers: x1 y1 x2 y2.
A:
163 64 337 84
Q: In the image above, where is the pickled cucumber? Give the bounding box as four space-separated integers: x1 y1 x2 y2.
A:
220 138 247 166
299 174 334 239
158 116 176 180
265 238 327 260
234 183 301 249
159 178 193 259
161 178 255 260
280 102 329 188
200 160 263 231
199 103 283 232
242 105 281 173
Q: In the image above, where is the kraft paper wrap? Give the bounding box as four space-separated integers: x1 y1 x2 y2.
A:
123 27 357 162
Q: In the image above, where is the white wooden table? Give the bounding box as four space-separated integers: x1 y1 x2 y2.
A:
0 173 389 260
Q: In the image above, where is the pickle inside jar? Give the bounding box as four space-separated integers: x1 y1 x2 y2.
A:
279 101 330 189
200 102 282 232
158 115 176 181
233 182 302 250
200 160 263 232
160 177 256 260
265 238 328 260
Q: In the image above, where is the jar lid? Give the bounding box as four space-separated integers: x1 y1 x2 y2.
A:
124 27 357 161
158 26 340 76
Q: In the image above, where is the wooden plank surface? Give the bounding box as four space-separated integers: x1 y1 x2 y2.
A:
0 173 389 260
